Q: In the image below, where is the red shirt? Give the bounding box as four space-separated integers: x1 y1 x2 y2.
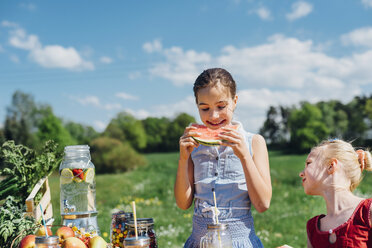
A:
307 198 372 248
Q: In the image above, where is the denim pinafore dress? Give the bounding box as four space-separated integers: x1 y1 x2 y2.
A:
184 122 264 248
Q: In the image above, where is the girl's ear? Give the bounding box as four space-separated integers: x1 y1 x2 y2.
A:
327 158 338 175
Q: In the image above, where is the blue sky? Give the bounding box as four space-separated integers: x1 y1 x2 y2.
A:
1 1 372 133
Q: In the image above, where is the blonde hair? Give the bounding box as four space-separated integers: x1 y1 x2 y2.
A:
314 139 372 191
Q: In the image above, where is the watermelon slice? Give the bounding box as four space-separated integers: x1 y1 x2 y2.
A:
191 123 239 146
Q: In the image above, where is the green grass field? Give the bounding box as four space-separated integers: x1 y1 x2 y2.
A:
48 151 372 248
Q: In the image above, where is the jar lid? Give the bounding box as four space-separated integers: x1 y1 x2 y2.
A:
35 235 59 244
207 223 229 230
127 218 154 226
112 211 133 218
64 145 90 152
124 236 150 246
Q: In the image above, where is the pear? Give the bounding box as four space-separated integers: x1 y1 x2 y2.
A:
88 235 107 248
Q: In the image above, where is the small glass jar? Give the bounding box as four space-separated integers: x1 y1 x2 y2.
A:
124 236 150 248
126 218 157 248
35 236 60 248
200 223 233 248
110 211 133 248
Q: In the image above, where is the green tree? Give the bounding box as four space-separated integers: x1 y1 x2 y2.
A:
142 117 170 152
90 137 146 174
0 128 4 145
288 102 330 152
104 112 147 151
4 91 39 147
36 106 76 151
344 96 368 144
164 113 196 151
316 100 348 138
65 121 99 145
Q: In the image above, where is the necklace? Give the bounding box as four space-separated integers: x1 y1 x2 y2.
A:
329 229 337 244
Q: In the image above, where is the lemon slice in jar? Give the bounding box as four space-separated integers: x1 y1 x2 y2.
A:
83 168 95 184
60 168 73 184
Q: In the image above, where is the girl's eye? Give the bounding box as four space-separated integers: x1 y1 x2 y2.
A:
201 108 209 111
218 106 226 110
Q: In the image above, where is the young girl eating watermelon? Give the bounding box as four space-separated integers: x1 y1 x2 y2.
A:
300 139 372 247
175 68 272 247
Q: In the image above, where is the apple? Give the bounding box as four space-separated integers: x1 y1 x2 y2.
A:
19 234 36 248
62 237 87 248
56 226 75 243
35 226 53 236
88 236 107 248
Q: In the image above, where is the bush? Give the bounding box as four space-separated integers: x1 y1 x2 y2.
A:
90 137 147 174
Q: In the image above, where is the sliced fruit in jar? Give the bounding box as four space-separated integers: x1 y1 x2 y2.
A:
83 168 95 183
60 168 73 184
73 177 83 183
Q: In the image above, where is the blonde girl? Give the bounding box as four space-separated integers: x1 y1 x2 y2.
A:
300 139 372 247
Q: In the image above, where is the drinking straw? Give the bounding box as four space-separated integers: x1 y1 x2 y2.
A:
132 201 138 239
212 188 222 248
212 188 219 224
39 205 49 238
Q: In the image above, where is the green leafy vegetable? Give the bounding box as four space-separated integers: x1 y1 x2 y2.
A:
0 140 62 202
0 196 37 248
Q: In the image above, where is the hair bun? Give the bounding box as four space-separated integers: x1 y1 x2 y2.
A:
356 149 365 171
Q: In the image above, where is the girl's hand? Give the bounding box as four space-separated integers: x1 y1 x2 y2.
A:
219 127 250 160
179 126 200 161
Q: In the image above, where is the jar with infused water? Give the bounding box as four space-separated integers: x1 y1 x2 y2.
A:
110 211 133 248
35 236 60 248
124 237 150 248
126 218 157 248
200 223 232 248
59 145 99 234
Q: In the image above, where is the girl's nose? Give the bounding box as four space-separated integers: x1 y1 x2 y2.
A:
299 170 304 177
210 110 219 119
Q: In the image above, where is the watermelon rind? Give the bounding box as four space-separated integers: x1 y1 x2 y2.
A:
192 136 221 146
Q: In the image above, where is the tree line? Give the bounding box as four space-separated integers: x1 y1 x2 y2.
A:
259 95 372 153
0 91 195 173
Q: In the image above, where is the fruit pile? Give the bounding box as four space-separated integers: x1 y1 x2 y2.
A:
60 168 95 184
19 225 108 248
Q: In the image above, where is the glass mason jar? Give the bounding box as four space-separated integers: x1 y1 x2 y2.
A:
126 218 157 248
124 237 150 248
35 236 60 248
110 211 133 248
200 223 233 248
59 145 99 233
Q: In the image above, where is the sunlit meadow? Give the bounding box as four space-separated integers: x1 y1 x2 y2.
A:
49 151 372 247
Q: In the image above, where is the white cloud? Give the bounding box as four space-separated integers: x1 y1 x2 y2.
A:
100 56 113 64
145 31 372 132
9 54 20 63
93 120 107 132
4 23 94 71
362 0 372 8
143 39 163 53
116 92 139 100
76 96 101 107
9 28 41 50
341 27 372 48
255 7 272 21
19 3 36 11
72 95 122 111
30 45 94 70
286 1 313 21
124 95 199 122
1 20 18 28
128 71 142 80
145 40 212 85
